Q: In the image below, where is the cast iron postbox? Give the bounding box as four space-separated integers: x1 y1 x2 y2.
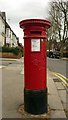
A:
19 19 51 114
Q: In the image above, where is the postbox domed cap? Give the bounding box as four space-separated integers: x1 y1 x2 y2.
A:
19 19 51 29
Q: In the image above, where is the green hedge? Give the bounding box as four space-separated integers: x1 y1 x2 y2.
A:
0 47 2 52
63 52 68 58
0 47 22 55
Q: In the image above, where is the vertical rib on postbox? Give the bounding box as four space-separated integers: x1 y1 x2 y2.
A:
19 19 51 114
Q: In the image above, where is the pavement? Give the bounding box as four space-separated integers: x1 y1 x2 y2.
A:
0 57 68 119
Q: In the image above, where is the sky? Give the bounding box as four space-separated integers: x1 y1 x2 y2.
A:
0 0 51 45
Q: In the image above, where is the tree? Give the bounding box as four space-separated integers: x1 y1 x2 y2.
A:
47 0 68 56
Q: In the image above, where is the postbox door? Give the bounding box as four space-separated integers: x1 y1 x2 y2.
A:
24 38 47 90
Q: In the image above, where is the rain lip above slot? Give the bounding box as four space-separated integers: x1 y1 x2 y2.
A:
30 31 41 35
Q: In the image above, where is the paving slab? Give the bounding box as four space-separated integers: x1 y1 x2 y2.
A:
55 82 65 90
2 67 24 118
48 94 64 110
58 90 66 103
58 89 68 114
50 110 67 118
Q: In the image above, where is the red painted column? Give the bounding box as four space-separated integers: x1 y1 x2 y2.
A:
19 19 51 114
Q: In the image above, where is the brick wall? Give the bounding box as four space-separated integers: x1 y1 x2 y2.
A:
0 52 22 59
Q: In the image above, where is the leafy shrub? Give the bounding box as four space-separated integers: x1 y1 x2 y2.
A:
63 52 68 58
0 47 2 52
0 47 22 55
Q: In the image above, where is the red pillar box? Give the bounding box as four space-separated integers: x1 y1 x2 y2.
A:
19 19 51 114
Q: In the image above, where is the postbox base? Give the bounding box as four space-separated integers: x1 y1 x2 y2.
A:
24 88 47 115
